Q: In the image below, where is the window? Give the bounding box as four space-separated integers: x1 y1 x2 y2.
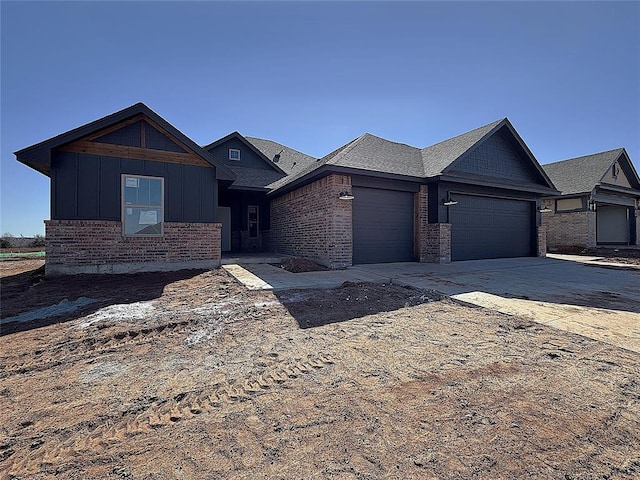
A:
229 148 240 161
248 205 259 238
122 175 164 236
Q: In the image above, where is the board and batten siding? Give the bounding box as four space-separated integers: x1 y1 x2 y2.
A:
51 151 218 223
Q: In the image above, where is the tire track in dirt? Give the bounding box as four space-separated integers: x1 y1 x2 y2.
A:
3 353 335 476
0 318 200 378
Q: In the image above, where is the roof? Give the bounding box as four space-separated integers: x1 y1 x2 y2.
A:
227 167 285 191
245 137 316 175
15 103 236 181
542 148 640 195
421 119 504 176
268 118 556 194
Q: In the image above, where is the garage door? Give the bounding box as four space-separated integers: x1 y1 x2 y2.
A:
450 195 533 261
597 205 628 244
352 187 414 264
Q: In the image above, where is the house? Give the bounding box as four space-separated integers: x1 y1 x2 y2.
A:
541 149 640 249
15 103 236 275
16 103 559 275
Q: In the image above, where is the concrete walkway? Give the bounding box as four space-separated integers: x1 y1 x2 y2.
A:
223 256 640 353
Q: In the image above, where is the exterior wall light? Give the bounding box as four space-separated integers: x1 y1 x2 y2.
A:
588 199 597 211
443 194 457 206
339 191 354 200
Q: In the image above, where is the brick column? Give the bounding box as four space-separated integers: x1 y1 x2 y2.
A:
423 223 451 263
537 225 547 257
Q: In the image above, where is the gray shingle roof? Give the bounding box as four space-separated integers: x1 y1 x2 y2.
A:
421 119 504 176
227 166 285 190
542 148 625 195
267 119 509 192
245 137 316 175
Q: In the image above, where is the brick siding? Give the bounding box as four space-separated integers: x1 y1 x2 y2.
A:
636 210 640 246
537 225 547 257
270 174 352 268
45 220 221 276
542 210 596 249
422 223 452 263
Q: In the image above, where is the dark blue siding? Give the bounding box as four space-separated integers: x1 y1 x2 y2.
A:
54 152 78 218
77 155 99 218
208 138 274 170
94 122 141 147
51 151 217 224
146 123 186 153
452 131 536 182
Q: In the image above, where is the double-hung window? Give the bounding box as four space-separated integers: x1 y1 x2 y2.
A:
122 175 164 236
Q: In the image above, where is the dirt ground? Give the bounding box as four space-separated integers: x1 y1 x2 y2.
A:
1 258 639 479
550 246 640 265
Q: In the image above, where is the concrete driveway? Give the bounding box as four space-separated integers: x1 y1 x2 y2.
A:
224 256 640 353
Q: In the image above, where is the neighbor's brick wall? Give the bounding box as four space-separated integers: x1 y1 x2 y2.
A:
45 220 221 275
537 225 547 257
270 174 352 268
636 210 640 246
542 210 596 249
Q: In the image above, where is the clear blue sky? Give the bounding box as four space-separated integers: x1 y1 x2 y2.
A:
2 1 639 236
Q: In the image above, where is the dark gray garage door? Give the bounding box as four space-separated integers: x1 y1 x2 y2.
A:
450 195 533 261
597 205 629 244
352 187 414 264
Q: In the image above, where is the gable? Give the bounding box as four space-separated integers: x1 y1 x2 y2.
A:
93 120 187 153
601 159 633 188
447 129 538 183
59 117 209 168
207 136 279 172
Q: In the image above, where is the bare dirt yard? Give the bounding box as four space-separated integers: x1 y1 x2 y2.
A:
1 258 639 479
549 246 640 266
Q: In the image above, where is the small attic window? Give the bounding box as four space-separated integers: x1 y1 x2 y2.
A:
612 163 619 179
229 148 240 161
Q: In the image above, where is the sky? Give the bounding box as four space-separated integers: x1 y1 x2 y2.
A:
1 1 639 236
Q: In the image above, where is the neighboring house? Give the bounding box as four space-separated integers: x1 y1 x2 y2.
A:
16 103 559 275
15 103 236 275
541 149 640 249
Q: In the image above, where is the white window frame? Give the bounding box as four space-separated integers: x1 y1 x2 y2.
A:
229 148 241 161
121 174 164 237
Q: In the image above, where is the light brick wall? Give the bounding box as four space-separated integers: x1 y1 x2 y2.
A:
542 210 596 249
45 220 221 276
270 174 352 268
423 223 452 263
416 185 429 262
537 225 547 257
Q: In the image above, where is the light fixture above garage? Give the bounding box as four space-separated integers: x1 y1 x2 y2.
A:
339 191 354 200
443 194 457 206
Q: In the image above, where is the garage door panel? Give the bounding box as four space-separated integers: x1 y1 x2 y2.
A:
450 195 533 261
597 205 628 244
353 187 414 264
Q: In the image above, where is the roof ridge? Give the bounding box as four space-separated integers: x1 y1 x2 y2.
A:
421 118 504 151
544 147 625 166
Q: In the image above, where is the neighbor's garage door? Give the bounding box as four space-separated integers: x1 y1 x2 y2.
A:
597 205 629 244
352 187 414 264
450 195 533 261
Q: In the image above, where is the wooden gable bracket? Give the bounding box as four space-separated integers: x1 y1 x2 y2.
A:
58 115 211 168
